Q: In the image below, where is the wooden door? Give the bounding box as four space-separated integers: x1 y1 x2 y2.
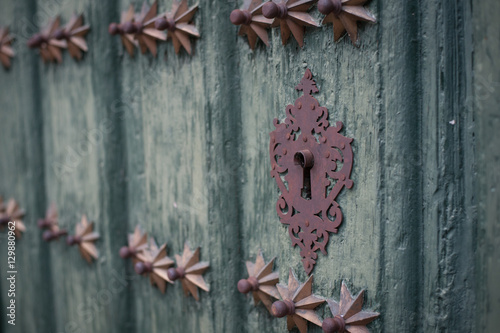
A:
0 0 498 332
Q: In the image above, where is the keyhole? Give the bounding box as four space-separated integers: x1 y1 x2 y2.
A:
294 150 314 199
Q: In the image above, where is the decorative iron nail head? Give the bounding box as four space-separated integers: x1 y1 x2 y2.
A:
109 5 138 57
27 16 67 63
53 13 90 60
134 238 174 293
0 27 15 69
261 0 320 47
271 269 324 333
230 0 273 49
120 225 148 265
167 242 210 301
237 251 280 313
38 203 67 242
154 0 199 55
124 1 166 57
0 199 26 238
317 0 376 44
322 281 379 333
66 214 100 263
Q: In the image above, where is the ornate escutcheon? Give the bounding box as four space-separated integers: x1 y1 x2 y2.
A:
269 69 354 275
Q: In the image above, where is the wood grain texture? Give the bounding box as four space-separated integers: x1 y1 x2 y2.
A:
0 1 56 332
420 0 475 331
473 0 500 331
119 1 244 332
0 0 496 332
33 1 132 333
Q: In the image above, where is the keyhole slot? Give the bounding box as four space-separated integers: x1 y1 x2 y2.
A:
294 150 314 199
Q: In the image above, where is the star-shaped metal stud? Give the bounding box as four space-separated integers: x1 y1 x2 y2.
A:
120 225 148 264
37 203 67 242
52 13 90 61
66 215 100 263
37 203 58 229
0 196 5 213
230 0 273 49
134 238 174 293
271 269 324 333
317 0 376 44
0 197 6 231
0 27 15 69
27 17 67 63
154 0 200 55
122 1 166 57
237 252 280 312
262 0 320 47
0 199 26 238
167 242 210 301
109 5 138 57
322 281 379 333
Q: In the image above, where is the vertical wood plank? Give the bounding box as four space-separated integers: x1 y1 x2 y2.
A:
420 0 475 331
235 0 412 332
0 0 56 332
0 0 490 332
118 1 245 332
474 0 500 331
35 1 133 333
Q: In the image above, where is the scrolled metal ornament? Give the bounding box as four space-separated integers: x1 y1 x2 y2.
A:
269 69 354 275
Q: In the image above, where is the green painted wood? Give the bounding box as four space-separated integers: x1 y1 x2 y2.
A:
474 1 500 331
420 0 476 331
0 0 498 332
118 1 245 331
37 0 134 332
0 1 56 332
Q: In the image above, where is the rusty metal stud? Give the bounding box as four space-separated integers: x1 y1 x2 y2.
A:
261 0 319 47
66 215 99 263
134 238 174 293
38 203 68 242
230 0 273 50
269 69 354 275
27 17 67 63
318 0 376 44
0 199 26 238
126 1 166 57
271 269 324 333
52 13 90 61
0 27 15 69
167 242 209 301
120 225 148 265
37 203 58 229
322 281 379 333
237 252 280 313
42 229 68 242
109 5 138 57
154 0 199 55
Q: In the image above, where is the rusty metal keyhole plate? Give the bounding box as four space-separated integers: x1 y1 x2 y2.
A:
269 69 354 275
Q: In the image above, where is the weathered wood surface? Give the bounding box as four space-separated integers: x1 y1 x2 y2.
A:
474 0 500 331
0 1 55 332
0 0 498 332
